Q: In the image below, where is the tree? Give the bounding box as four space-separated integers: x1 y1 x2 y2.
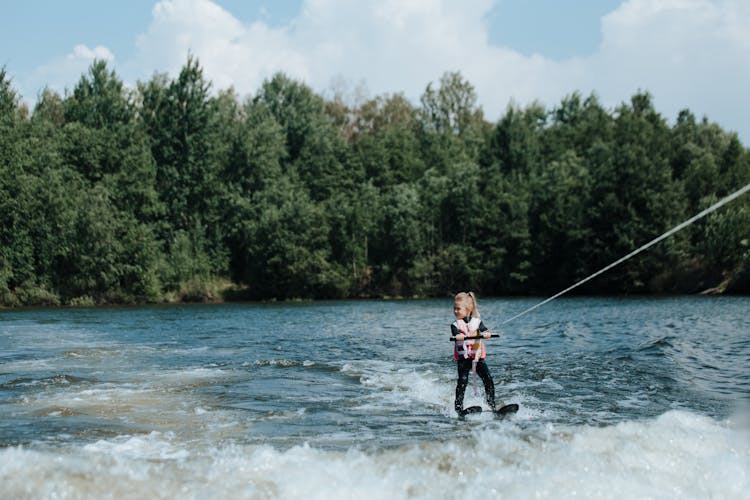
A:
254 73 348 201
414 160 485 294
369 183 427 295
474 166 532 294
0 67 21 126
5 59 750 305
32 88 65 127
64 60 133 128
543 92 613 160
56 184 162 303
139 56 228 279
349 94 424 187
0 68 52 304
229 99 287 193
697 202 750 273
141 57 209 227
586 92 687 292
224 98 289 284
482 102 545 176
528 150 592 291
232 176 344 299
419 71 488 170
323 182 382 296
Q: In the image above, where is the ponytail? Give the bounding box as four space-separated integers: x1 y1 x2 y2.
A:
468 291 480 318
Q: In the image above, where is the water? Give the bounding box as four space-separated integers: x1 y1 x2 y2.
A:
0 297 748 499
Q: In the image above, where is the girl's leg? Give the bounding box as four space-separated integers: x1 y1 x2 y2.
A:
476 361 496 410
454 359 471 413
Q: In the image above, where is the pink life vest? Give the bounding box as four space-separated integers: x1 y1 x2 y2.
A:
453 317 486 360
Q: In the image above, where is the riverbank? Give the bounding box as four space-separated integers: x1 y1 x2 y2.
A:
2 266 749 310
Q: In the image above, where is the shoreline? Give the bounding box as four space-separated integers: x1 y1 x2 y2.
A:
2 288 748 311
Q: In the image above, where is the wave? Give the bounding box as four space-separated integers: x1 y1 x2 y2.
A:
0 409 746 499
249 359 317 368
0 373 95 390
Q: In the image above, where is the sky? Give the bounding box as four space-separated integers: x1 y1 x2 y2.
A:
2 0 749 144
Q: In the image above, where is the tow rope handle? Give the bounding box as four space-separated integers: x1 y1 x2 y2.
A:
449 334 499 341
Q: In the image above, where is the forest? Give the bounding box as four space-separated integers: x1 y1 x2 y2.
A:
1 57 749 307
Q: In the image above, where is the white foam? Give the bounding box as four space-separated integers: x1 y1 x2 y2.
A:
259 408 308 423
342 360 453 415
17 378 244 442
1 410 747 499
342 360 538 421
84 431 189 460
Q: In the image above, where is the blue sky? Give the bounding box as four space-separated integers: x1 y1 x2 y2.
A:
3 1 749 144
3 1 620 66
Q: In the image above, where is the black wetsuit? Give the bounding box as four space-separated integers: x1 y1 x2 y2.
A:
452 317 496 413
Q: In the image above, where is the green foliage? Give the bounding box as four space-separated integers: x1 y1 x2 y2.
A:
64 60 134 127
2 62 750 307
378 183 426 293
323 183 382 296
482 102 545 175
58 184 163 303
349 94 424 187
231 176 346 299
586 92 688 291
528 150 592 291
254 73 348 201
419 72 487 170
698 203 750 271
0 66 21 126
160 227 214 293
228 98 286 192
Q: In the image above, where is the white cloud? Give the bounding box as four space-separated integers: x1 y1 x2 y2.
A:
588 0 750 138
28 44 116 98
129 0 520 104
69 44 115 62
131 0 308 94
24 0 750 143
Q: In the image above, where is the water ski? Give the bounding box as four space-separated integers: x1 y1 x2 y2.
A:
495 403 519 417
459 403 519 419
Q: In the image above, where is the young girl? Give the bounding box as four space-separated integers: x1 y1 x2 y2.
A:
451 291 495 415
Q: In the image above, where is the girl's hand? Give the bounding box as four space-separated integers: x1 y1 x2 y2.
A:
455 333 465 341
482 331 492 339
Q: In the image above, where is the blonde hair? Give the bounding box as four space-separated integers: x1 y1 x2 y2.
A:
454 291 480 318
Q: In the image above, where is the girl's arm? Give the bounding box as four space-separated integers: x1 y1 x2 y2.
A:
451 323 465 341
478 320 492 338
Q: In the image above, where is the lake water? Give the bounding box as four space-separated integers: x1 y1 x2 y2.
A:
1 297 748 499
